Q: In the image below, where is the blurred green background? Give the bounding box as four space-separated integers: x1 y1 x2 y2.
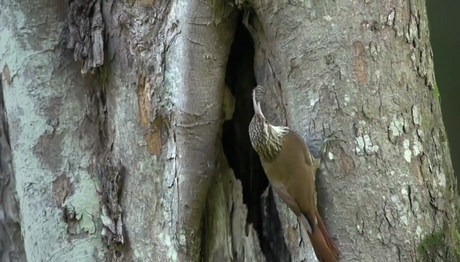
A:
427 1 459 189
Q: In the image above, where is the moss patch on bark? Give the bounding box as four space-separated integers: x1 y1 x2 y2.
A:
417 209 460 262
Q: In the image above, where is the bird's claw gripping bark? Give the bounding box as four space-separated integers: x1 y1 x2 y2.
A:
253 85 267 102
312 129 345 171
319 129 346 156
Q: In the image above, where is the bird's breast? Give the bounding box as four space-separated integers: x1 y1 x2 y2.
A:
260 157 291 188
260 131 314 188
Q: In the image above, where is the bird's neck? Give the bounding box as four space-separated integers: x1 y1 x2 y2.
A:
260 124 290 162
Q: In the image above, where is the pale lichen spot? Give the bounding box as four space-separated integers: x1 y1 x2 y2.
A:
389 119 403 138
344 94 350 103
416 226 423 238
390 194 398 203
375 69 381 80
403 139 412 163
409 15 419 41
363 134 379 153
355 136 365 155
179 233 187 246
412 105 421 125
324 15 332 21
157 232 178 261
400 214 408 226
401 186 408 196
309 92 320 107
387 10 395 26
369 42 380 61
391 194 409 225
413 200 420 216
376 233 383 242
438 172 446 188
412 136 423 156
417 128 425 141
410 52 416 65
328 151 334 160
134 249 140 258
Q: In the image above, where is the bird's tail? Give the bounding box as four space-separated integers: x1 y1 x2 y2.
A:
305 211 340 262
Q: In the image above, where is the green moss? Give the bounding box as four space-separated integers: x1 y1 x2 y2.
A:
98 66 109 84
212 0 235 25
417 206 460 262
418 232 446 261
452 205 460 261
454 229 460 259
433 84 441 101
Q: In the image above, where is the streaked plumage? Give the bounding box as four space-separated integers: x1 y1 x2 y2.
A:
248 85 339 262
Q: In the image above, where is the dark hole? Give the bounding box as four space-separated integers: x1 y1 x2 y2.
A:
222 11 268 232
222 11 290 262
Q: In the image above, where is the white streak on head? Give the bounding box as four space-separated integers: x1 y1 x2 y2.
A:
270 125 289 137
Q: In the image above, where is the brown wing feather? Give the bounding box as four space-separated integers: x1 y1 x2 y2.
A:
316 211 340 259
280 130 339 262
287 130 314 166
271 185 313 233
259 127 339 261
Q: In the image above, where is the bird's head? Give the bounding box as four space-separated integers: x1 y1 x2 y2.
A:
248 85 289 162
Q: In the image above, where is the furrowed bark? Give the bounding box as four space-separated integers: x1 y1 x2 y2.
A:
245 0 457 261
0 75 26 262
100 0 239 260
0 0 108 261
2 0 454 261
203 146 266 262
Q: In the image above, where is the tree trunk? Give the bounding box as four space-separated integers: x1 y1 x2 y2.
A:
0 0 108 261
0 0 458 262
245 0 459 261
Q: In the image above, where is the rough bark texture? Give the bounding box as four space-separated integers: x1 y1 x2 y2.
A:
245 0 458 261
0 75 26 262
98 0 255 261
1 0 457 261
0 0 109 261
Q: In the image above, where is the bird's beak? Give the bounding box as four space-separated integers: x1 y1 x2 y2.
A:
252 89 265 118
257 102 265 118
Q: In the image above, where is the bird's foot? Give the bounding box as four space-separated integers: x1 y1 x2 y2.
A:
312 130 345 171
319 129 346 156
253 85 267 102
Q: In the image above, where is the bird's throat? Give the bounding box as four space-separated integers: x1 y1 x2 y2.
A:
259 124 289 162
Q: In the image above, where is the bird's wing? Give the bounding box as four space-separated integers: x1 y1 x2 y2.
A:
288 130 314 167
271 185 313 233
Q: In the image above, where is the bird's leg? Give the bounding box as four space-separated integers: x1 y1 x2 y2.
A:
312 129 345 172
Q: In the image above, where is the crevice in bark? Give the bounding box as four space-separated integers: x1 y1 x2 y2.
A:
0 73 27 262
66 0 105 74
95 72 130 261
222 12 290 262
81 68 129 260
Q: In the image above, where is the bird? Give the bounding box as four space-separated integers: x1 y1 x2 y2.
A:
248 85 339 262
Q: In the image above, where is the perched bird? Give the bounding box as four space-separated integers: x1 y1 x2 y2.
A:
248 85 339 262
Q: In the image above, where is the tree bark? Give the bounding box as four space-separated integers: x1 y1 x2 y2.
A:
245 0 458 261
100 0 247 261
1 0 458 262
0 0 108 261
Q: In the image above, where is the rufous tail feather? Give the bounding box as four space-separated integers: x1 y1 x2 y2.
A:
315 211 339 259
302 211 339 262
